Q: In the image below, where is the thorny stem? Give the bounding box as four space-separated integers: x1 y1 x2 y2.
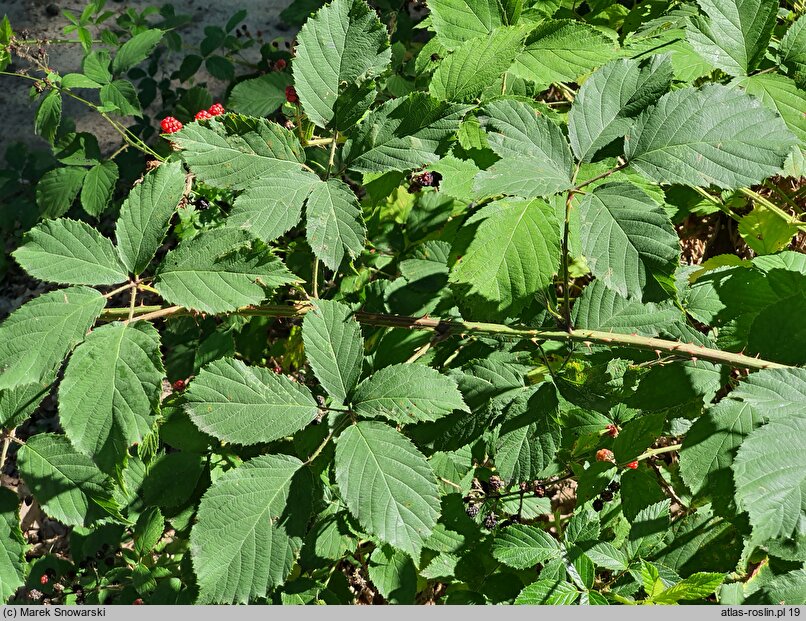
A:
0 71 163 161
312 259 320 299
127 286 137 321
561 164 583 331
572 162 628 191
103 282 135 299
0 430 15 473
739 187 806 233
304 136 346 147
105 302 790 370
561 190 576 332
405 340 432 364
636 443 682 462
326 131 339 179
763 180 803 215
304 416 349 466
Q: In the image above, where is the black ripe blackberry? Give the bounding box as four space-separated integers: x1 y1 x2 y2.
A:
608 480 621 492
488 475 505 491
592 498 604 512
483 512 498 529
600 490 614 502
466 503 480 518
532 481 546 497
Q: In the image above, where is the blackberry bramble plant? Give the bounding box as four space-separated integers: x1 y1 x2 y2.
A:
0 0 805 606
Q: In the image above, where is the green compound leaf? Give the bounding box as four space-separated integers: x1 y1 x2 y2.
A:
652 572 725 604
80 160 119 218
625 84 798 189
190 454 312 604
779 15 806 85
578 182 679 299
305 179 366 271
492 525 561 569
228 73 292 118
112 29 164 74
728 367 806 419
115 161 187 276
17 433 117 527
292 0 390 128
573 282 682 336
228 170 319 244
474 99 574 198
428 0 512 50
302 300 364 402
737 74 806 146
184 358 318 445
34 89 62 144
351 364 468 424
686 0 776 76
335 421 440 559
510 19 618 87
0 380 53 429
0 287 105 390
154 227 297 314
367 545 417 604
13 219 128 286
495 383 561 482
680 400 762 513
99 79 141 116
515 579 579 605
449 198 561 316
343 92 470 173
36 166 88 218
59 322 164 476
429 27 525 103
0 487 25 601
733 413 806 544
569 56 673 163
172 118 305 189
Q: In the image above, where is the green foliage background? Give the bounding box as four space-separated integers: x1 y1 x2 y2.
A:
0 0 805 606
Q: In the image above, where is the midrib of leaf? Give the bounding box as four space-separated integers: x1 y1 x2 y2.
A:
23 443 105 517
350 426 434 533
207 470 296 565
488 202 530 301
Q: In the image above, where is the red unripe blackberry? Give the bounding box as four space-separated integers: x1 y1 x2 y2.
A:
160 116 183 134
195 109 213 121
208 103 225 116
133 598 144 605
285 85 299 103
625 460 639 470
605 424 619 437
274 59 287 71
172 379 186 392
596 448 615 463
40 574 49 585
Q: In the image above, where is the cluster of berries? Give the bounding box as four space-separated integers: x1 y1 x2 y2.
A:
466 504 498 529
285 85 299 104
160 103 226 134
408 170 441 193
39 568 56 586
592 480 620 512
